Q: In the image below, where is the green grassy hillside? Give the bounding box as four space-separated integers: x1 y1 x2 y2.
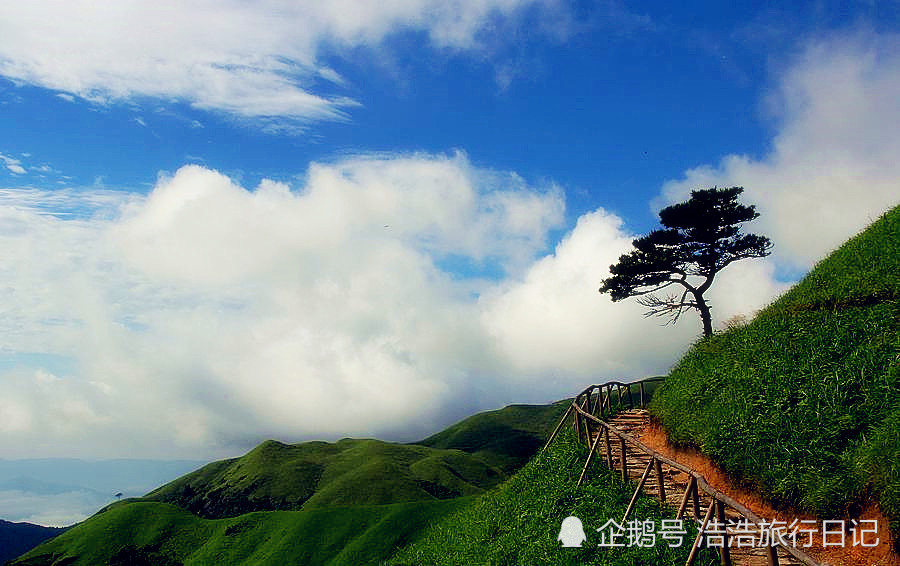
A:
417 400 571 473
145 438 504 518
10 400 570 564
14 428 718 566
388 428 718 566
651 205 900 549
11 498 469 566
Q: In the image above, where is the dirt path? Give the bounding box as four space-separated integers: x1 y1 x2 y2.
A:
633 419 898 566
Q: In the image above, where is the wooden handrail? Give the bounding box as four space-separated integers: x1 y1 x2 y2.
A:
546 376 823 566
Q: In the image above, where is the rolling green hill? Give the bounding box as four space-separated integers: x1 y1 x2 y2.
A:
417 400 571 473
651 204 900 550
14 429 719 566
10 401 569 565
145 438 504 518
10 498 470 566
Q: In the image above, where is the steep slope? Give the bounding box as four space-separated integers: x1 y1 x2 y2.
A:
388 428 719 565
651 204 900 549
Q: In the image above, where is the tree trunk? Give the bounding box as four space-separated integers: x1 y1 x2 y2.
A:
694 292 713 336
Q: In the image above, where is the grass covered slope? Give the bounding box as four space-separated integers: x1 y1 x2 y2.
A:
651 205 900 547
16 429 718 565
12 498 469 566
389 428 718 566
11 399 572 564
146 438 504 518
417 400 571 474
146 400 570 519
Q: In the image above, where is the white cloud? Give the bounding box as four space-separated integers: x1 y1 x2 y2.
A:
1 153 26 174
0 157 783 460
0 153 565 458
1 33 897 462
659 33 900 272
0 489 111 526
0 1 558 127
479 209 699 388
476 32 900 402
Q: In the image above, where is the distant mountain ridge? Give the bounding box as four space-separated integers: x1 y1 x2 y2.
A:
0 457 207 531
0 521 67 566
0 477 106 498
0 458 206 497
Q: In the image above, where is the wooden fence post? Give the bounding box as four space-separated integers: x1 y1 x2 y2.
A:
692 478 702 521
541 405 573 452
655 458 666 504
686 500 716 566
604 426 613 468
574 399 581 440
717 499 732 566
622 458 655 523
577 428 604 487
677 476 695 520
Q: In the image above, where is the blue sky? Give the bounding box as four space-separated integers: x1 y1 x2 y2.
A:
0 1 898 464
7 1 895 230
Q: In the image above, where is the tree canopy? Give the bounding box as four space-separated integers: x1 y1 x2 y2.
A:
599 186 772 336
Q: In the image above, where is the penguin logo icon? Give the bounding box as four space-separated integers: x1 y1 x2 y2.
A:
558 516 586 547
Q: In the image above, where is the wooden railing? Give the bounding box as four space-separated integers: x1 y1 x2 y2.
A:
544 377 822 566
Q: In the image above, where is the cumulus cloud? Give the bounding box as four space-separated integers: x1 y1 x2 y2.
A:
0 1 560 127
659 33 900 272
1 33 897 461
0 154 782 461
478 32 900 403
480 210 696 385
0 153 566 458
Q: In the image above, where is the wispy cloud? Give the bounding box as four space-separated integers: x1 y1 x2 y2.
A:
658 32 900 271
0 1 561 129
1 153 26 175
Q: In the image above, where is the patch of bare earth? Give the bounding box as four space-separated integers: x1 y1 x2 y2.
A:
637 422 898 566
